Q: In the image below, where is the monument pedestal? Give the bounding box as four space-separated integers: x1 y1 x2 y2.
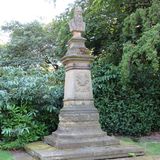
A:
44 55 121 150
25 55 144 159
25 7 144 160
44 106 119 149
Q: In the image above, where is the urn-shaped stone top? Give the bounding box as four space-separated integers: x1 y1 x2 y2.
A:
69 7 85 34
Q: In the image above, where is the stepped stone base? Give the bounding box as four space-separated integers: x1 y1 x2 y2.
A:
25 141 144 160
43 105 121 149
44 134 119 150
43 105 121 150
25 106 144 160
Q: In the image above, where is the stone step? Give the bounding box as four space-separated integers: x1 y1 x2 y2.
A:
25 141 144 160
53 131 107 139
44 134 120 149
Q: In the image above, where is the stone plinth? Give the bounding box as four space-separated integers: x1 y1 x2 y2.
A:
25 7 145 160
25 141 144 160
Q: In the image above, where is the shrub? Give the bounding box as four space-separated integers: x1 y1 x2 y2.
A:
92 54 160 136
0 104 46 149
0 65 64 149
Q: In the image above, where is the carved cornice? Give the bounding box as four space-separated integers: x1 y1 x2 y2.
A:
61 55 94 71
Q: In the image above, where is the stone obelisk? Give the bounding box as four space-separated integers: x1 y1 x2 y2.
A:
25 7 144 160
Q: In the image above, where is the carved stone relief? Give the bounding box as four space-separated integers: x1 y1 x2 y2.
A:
75 72 90 92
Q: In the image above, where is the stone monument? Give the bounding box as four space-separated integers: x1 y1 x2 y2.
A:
25 7 144 160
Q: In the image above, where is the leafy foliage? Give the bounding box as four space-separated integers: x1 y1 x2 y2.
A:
92 54 160 136
121 24 160 83
90 0 160 136
121 0 160 83
0 0 160 149
1 21 56 67
0 104 46 149
0 66 64 149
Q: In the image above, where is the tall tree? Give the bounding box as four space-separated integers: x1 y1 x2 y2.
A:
1 21 56 67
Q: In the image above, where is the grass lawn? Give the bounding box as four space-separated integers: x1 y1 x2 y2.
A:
141 142 160 155
0 151 14 160
120 137 160 155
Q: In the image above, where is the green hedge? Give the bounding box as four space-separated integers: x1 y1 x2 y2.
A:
92 55 160 136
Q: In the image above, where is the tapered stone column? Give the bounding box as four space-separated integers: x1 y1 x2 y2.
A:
25 7 144 160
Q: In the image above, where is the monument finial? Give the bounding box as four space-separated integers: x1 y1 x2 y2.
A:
69 7 85 37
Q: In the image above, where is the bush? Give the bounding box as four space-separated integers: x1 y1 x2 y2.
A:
0 104 46 149
92 54 160 136
0 65 64 149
